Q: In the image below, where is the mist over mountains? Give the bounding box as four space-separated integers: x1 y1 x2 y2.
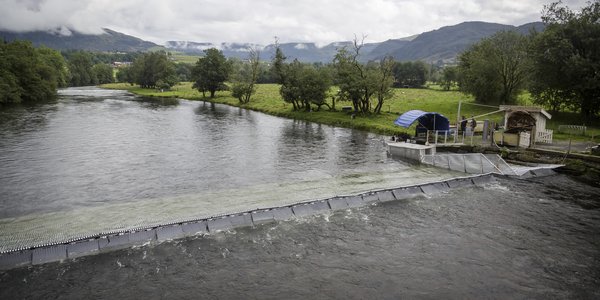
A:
1 21 544 64
0 28 158 53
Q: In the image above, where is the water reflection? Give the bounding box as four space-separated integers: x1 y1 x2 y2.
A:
195 101 228 119
0 102 57 134
135 96 180 108
0 87 461 251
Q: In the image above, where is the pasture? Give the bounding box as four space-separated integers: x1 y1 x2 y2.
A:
102 82 599 140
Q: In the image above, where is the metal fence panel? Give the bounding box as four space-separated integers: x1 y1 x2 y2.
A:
422 153 517 175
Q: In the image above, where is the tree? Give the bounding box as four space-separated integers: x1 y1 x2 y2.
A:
393 61 427 88
231 48 260 104
130 51 177 89
333 39 371 114
440 66 458 91
458 30 531 105
373 56 395 114
37 46 69 88
0 40 66 104
175 63 193 82
529 1 600 120
333 37 394 114
279 61 332 112
67 51 95 86
271 38 287 84
92 63 114 84
273 43 332 112
279 59 303 110
116 66 134 85
297 65 332 111
192 48 231 98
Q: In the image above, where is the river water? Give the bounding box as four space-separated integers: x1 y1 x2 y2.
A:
1 87 599 298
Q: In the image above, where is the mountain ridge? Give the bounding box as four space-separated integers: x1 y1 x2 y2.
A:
0 28 160 52
1 21 545 63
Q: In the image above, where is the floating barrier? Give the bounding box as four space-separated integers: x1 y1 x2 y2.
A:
0 173 506 270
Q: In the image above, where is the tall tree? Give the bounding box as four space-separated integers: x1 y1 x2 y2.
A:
37 46 69 88
192 48 231 98
373 56 395 114
67 51 95 87
530 1 600 120
92 63 114 84
279 60 332 112
279 59 303 110
0 41 66 104
116 66 134 85
175 63 193 82
333 38 371 114
458 30 531 105
130 51 177 89
440 66 458 91
333 37 394 114
271 38 287 84
231 48 260 104
297 65 332 112
393 61 427 88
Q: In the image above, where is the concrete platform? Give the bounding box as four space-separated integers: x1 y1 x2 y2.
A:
387 141 436 161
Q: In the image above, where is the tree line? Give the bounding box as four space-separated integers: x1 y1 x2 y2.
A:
0 41 68 104
169 37 430 114
3 2 595 119
0 33 431 111
0 43 146 104
198 0 596 119
453 1 599 120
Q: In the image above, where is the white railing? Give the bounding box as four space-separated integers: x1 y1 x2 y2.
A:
536 129 553 144
425 130 468 145
558 125 586 135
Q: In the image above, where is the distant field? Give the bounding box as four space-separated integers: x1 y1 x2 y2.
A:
101 82 599 140
170 53 202 64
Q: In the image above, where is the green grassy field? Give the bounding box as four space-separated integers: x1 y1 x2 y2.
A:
170 53 202 65
101 82 599 141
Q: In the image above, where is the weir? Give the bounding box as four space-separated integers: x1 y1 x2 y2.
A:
0 170 560 271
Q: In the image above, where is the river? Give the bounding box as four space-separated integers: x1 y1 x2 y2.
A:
0 87 599 298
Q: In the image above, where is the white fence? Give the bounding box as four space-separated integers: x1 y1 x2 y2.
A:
536 129 553 144
423 130 472 145
417 129 554 148
558 125 586 136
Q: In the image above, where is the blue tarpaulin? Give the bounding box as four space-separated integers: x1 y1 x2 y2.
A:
394 110 450 131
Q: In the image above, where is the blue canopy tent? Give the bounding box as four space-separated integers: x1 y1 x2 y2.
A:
394 110 450 137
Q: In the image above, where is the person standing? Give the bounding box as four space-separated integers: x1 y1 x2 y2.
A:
470 116 477 134
460 116 467 133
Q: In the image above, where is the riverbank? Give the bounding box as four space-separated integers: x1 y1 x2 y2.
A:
101 82 600 142
100 82 490 136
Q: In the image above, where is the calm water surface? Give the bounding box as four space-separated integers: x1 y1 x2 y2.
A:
0 87 599 299
0 87 456 251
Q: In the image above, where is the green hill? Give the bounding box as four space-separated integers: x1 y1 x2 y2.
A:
0 28 160 52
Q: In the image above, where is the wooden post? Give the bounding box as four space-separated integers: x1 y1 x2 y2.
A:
455 100 462 142
531 125 536 148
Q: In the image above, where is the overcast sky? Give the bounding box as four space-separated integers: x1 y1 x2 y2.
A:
0 0 589 46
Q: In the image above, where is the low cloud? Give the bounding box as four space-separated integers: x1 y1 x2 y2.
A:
0 0 589 45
